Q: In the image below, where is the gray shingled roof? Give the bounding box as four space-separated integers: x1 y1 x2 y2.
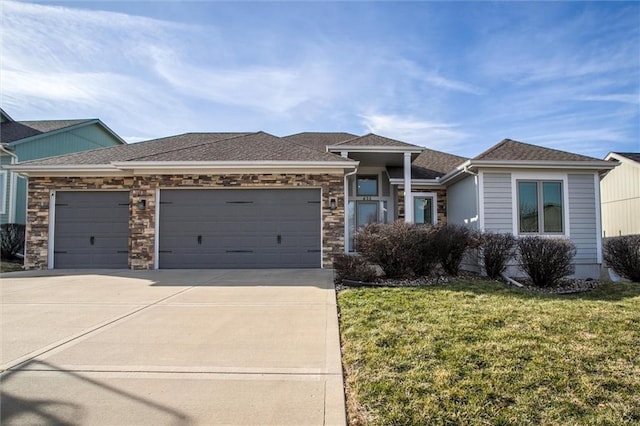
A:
134 132 351 162
413 148 468 175
283 132 357 152
475 139 599 161
19 132 353 165
1 119 91 144
332 133 423 149
614 152 640 163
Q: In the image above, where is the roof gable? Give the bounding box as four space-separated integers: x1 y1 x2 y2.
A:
1 119 92 144
475 139 598 162
610 152 640 164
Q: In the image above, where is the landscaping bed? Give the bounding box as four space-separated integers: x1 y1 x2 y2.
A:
337 280 640 425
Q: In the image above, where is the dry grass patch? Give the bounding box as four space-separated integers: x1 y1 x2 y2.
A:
338 280 640 425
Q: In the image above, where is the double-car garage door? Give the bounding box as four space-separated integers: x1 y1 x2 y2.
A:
53 189 322 269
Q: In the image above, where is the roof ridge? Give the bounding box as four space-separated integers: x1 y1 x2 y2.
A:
473 138 512 159
125 132 255 161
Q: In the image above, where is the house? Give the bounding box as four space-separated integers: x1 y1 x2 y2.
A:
0 108 125 226
7 132 616 278
600 152 640 237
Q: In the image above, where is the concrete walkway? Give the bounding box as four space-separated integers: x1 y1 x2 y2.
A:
1 269 345 425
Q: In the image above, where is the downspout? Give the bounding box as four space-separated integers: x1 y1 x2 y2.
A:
0 144 18 223
344 164 358 253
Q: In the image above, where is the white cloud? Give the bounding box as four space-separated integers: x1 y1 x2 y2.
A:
360 114 469 151
576 94 639 105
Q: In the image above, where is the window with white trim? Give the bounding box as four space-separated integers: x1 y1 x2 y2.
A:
517 180 563 234
413 193 437 225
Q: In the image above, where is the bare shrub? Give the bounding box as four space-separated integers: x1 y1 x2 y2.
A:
430 224 479 276
333 253 378 283
355 221 426 279
1 223 25 259
517 236 575 287
603 235 640 282
480 232 517 279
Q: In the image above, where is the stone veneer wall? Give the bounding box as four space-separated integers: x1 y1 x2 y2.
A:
26 174 345 270
396 188 447 224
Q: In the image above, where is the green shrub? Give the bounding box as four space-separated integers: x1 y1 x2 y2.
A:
480 232 517 279
517 236 575 287
333 253 378 283
603 235 640 282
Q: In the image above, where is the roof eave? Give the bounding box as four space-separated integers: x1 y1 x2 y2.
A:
111 160 358 170
466 159 618 170
327 145 423 154
6 119 126 147
604 152 637 166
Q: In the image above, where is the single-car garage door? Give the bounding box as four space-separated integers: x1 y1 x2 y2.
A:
159 189 321 268
53 191 129 268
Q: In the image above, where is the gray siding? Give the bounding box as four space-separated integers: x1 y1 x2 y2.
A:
568 174 598 266
447 175 478 229
482 172 513 233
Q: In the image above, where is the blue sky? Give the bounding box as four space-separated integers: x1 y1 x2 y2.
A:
2 1 638 158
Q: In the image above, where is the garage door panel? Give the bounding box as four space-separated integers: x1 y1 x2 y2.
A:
54 192 129 269
159 189 321 268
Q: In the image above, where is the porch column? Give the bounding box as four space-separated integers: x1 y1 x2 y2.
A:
404 152 413 223
342 151 350 252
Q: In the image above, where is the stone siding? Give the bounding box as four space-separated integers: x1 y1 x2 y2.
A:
26 174 344 270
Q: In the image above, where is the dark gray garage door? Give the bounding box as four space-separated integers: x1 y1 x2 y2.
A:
53 191 129 268
159 189 321 268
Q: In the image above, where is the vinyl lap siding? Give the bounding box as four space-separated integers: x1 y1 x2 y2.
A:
482 173 512 233
568 174 598 265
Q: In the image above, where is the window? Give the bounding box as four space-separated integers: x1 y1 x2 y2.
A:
413 197 434 224
517 181 563 233
356 175 378 196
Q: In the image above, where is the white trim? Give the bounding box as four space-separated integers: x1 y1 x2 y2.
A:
48 191 56 270
0 170 7 215
594 173 603 264
410 192 438 225
404 152 413 223
478 172 485 231
510 172 570 237
154 187 160 270
327 145 423 154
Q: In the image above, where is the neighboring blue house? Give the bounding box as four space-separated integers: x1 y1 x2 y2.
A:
0 109 125 225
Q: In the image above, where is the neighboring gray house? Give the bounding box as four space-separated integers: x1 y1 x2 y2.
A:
0 108 125 226
600 152 640 237
7 132 615 279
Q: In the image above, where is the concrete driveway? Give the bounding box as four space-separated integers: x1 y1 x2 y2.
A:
0 269 345 425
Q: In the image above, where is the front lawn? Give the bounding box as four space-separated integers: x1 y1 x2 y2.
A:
338 280 640 425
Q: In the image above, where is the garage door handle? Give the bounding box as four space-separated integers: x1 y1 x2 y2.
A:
197 235 202 245
277 235 282 244
90 236 95 245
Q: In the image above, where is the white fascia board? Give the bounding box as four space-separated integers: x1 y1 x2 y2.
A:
327 145 423 154
4 164 124 176
113 161 359 175
467 160 618 170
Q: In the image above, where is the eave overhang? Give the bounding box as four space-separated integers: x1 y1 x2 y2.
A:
327 145 423 154
439 159 619 184
5 160 359 177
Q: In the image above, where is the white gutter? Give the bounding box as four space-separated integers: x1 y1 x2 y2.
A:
327 145 423 154
112 160 358 170
1 144 19 222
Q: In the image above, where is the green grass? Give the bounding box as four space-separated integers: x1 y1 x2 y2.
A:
0 260 23 273
338 280 640 425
